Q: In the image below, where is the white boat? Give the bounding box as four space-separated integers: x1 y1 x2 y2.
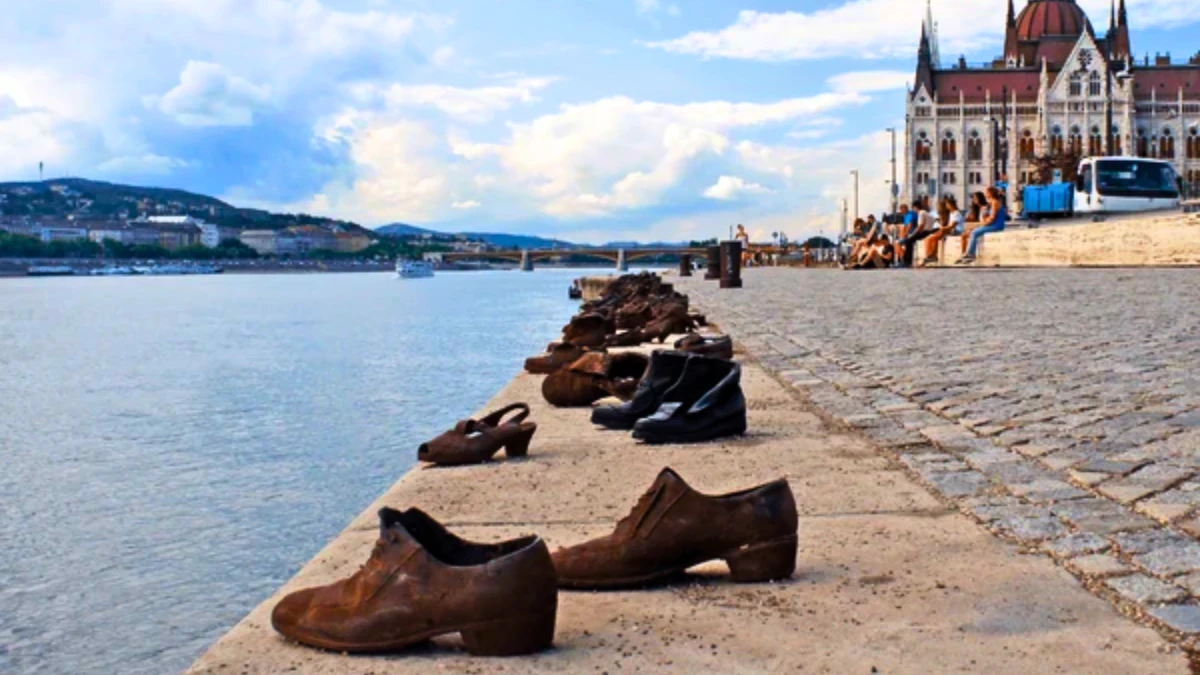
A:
396 260 434 279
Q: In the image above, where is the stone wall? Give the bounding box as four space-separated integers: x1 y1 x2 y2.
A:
977 213 1200 267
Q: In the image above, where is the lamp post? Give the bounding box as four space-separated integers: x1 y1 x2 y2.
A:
886 127 898 215
850 170 860 222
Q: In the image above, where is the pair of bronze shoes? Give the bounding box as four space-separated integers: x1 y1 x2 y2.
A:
417 403 536 466
271 469 796 655
542 351 649 407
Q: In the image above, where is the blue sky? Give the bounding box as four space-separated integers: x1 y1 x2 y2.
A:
2 0 1199 243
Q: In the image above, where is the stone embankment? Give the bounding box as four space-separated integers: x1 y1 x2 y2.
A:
186 303 1183 673
978 211 1200 267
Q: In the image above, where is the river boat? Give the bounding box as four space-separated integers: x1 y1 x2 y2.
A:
26 265 76 277
396 260 434 279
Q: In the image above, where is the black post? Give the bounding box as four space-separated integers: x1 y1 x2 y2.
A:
719 241 742 289
704 245 722 280
679 253 692 277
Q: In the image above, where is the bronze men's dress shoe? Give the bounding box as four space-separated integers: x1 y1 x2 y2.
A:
272 508 558 655
552 468 797 589
524 343 588 374
418 403 537 466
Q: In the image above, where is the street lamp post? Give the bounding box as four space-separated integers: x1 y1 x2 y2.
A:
886 127 897 215
850 170 860 222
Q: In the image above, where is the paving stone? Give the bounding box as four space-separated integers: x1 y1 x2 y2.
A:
1007 479 1091 504
1113 530 1196 556
1068 554 1131 578
1105 574 1187 604
1148 604 1200 634
923 470 993 498
992 514 1069 542
1098 465 1195 505
1073 458 1148 475
1135 541 1200 577
1137 502 1196 524
919 425 981 449
1068 470 1113 487
1042 533 1111 558
1051 499 1158 536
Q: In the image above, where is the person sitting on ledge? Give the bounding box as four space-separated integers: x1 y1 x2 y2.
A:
898 196 938 268
955 186 1007 265
920 194 963 267
958 191 988 256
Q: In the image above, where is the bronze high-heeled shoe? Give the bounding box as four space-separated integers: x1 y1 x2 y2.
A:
418 403 538 466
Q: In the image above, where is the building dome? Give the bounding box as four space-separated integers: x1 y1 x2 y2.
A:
1015 0 1092 41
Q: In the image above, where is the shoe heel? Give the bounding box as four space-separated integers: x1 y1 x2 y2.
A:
724 535 797 583
505 424 537 458
461 611 555 656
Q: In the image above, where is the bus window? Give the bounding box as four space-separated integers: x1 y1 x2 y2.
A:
1095 160 1179 198
1080 165 1093 195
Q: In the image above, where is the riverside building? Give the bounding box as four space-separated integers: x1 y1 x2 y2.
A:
905 0 1200 207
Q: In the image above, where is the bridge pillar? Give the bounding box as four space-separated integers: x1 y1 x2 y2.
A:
615 248 628 272
679 253 692 277
520 250 533 272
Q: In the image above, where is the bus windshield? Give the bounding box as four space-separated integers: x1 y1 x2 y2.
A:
1095 160 1179 199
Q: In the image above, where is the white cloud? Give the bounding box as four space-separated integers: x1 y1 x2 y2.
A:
703 175 772 200
827 70 912 94
644 0 1200 62
636 0 680 18
96 153 191 175
147 61 271 127
364 77 557 122
431 46 456 67
452 200 481 209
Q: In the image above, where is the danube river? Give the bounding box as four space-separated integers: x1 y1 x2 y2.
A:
0 269 594 675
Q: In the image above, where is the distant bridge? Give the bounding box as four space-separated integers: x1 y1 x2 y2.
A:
429 245 789 271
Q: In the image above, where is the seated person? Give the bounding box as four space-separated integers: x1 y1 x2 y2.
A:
956 186 1007 265
920 194 963 266
959 191 988 255
853 234 894 269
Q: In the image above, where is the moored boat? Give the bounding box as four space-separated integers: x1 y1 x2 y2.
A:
396 260 434 279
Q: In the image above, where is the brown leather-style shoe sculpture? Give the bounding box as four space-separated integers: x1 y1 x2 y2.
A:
524 343 589 374
552 468 797 589
674 334 734 360
272 508 557 655
418 403 537 466
562 314 610 349
542 352 649 407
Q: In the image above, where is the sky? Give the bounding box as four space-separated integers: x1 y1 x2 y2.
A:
2 0 1199 243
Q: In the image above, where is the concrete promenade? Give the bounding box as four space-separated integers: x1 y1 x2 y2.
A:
186 306 1185 672
679 267 1200 649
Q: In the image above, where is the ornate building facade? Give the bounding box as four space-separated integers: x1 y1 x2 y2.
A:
905 0 1200 207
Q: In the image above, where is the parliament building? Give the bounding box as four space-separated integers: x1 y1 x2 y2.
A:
905 0 1200 206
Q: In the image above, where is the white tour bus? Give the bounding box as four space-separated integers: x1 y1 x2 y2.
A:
1074 157 1182 214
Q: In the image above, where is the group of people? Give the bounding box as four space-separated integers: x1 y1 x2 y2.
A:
844 186 1009 269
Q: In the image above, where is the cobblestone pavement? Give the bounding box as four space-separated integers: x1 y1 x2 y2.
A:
680 267 1200 643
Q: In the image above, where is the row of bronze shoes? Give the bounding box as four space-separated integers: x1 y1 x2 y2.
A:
270 273 793 657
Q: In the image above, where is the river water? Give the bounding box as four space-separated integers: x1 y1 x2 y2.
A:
0 269 592 675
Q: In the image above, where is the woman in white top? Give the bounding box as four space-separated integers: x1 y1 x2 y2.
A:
920 194 965 267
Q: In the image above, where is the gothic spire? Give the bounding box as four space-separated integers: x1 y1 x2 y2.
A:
1007 0 1016 27
1118 0 1128 26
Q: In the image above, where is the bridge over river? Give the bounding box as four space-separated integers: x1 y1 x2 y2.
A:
429 245 788 271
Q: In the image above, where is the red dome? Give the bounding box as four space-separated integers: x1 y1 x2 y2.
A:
1015 0 1092 41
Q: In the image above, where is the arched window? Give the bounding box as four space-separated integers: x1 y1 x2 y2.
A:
967 129 984 161
1110 125 1123 156
916 130 932 161
1069 125 1083 155
941 130 957 161
1050 125 1065 155
1069 73 1083 97
1088 125 1103 156
1088 71 1102 97
1188 128 1200 160
1160 128 1175 159
1137 128 1149 157
1019 129 1035 159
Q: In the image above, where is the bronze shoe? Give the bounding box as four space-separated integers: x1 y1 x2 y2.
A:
674 334 734 360
541 352 649 407
272 508 557 655
562 313 611 349
418 403 537 466
524 343 588 374
551 468 797 589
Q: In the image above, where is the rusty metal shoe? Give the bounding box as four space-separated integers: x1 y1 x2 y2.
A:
674 334 733 360
524 343 588 374
562 313 611 349
551 468 797 589
272 508 557 655
418 403 537 466
541 352 649 407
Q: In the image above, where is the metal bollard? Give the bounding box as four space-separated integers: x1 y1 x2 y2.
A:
704 245 722 280
679 253 692 277
719 241 743 289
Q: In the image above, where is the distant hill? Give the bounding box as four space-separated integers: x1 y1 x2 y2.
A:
0 178 374 237
375 222 576 249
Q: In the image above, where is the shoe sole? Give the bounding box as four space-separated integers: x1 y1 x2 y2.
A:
557 534 797 590
632 417 747 444
276 610 556 656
